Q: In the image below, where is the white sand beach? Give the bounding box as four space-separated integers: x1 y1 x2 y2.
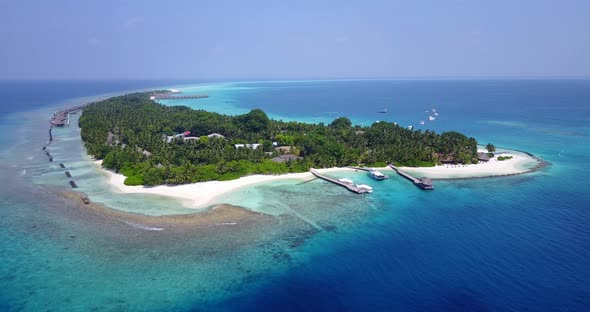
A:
93 149 540 209
399 149 540 179
94 161 353 209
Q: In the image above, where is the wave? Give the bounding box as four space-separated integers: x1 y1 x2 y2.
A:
120 220 164 231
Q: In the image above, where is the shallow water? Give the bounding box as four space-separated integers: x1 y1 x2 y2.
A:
1 80 589 311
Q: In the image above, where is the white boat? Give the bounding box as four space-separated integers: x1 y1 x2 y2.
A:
429 116 436 121
369 169 388 180
408 125 413 130
339 178 354 184
434 112 439 116
379 108 388 113
356 184 373 193
419 121 425 125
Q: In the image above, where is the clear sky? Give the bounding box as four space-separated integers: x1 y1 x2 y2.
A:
1 0 589 79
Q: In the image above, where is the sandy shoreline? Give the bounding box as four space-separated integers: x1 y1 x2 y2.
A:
399 149 541 179
93 160 354 209
92 148 541 209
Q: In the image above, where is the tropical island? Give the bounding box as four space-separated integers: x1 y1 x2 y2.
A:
79 92 485 186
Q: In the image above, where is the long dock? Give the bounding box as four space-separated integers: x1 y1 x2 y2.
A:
44 103 92 191
310 169 371 194
349 166 390 179
50 103 90 127
388 164 434 190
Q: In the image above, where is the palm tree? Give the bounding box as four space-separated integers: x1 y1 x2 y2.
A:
486 143 496 154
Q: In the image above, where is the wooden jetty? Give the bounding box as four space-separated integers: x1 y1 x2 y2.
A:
349 166 390 179
310 169 371 194
388 164 434 190
50 103 90 127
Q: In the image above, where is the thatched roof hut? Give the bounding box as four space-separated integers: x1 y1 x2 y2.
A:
478 152 491 161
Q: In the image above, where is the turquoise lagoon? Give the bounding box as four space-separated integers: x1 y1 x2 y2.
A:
0 80 589 311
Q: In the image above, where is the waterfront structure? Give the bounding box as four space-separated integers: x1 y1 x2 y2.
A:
478 152 491 162
389 164 435 190
310 169 372 194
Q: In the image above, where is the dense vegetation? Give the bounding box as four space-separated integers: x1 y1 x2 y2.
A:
79 92 479 185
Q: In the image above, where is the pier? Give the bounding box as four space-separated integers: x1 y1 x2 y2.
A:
310 169 371 194
349 166 390 179
44 104 92 192
388 164 434 190
50 103 90 127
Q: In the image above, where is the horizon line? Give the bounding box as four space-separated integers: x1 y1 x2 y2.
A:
2 76 590 82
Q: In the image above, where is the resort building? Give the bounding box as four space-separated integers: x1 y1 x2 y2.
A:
234 143 261 149
271 154 303 163
478 152 491 162
207 133 225 139
166 132 225 143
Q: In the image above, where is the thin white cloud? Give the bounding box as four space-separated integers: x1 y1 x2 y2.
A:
124 16 145 29
335 35 350 43
87 37 100 46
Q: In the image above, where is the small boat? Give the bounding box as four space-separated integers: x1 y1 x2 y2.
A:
356 184 373 193
339 178 354 184
379 108 388 113
429 116 436 121
369 169 389 180
408 125 413 130
434 112 439 116
419 121 425 125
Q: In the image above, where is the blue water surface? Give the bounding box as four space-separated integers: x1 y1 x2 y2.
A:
0 79 589 311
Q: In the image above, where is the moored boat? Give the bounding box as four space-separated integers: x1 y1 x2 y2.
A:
369 169 389 180
355 184 373 193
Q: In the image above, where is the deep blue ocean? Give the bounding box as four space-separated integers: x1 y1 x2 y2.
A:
0 79 589 311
